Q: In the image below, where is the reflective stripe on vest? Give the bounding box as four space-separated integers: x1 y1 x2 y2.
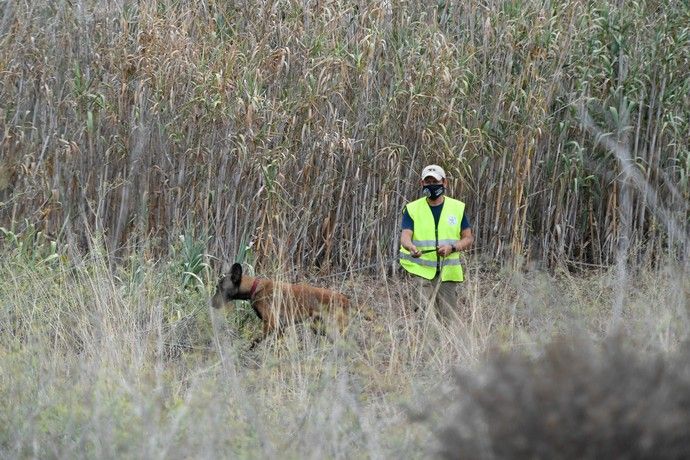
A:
399 197 465 282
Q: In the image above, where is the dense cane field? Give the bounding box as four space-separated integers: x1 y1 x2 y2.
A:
1 0 690 458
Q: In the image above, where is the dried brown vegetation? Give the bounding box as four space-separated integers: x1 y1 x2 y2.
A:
0 235 688 457
1 1 689 457
1 0 688 270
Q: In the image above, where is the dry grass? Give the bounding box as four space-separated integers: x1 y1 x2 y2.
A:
0 241 688 458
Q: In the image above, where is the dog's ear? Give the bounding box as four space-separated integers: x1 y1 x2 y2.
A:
230 263 243 285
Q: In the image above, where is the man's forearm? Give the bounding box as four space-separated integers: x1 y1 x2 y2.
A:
400 230 414 251
454 236 474 252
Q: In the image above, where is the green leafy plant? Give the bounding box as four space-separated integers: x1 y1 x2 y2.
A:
0 220 63 268
176 233 211 291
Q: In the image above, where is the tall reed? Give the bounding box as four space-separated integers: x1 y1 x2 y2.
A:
0 0 688 271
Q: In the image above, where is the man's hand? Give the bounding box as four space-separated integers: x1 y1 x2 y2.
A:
401 229 422 257
437 244 455 257
408 245 422 258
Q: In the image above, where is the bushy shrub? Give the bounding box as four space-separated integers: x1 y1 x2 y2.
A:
429 336 690 459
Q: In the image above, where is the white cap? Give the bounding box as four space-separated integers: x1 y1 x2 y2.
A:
421 164 446 181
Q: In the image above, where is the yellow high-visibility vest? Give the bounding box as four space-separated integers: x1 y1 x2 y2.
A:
399 197 465 281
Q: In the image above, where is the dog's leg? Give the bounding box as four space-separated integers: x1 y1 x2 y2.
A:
248 334 265 350
311 309 348 342
330 308 350 339
249 315 280 350
309 314 326 337
248 319 270 350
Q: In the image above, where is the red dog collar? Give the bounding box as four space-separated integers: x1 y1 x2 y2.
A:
249 279 260 298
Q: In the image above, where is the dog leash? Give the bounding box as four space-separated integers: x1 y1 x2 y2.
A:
317 259 398 279
316 248 450 280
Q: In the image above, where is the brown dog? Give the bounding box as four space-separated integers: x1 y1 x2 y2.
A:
211 263 351 345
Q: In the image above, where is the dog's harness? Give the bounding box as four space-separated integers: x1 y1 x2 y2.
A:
249 279 260 298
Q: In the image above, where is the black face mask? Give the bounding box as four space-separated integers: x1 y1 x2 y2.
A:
422 183 445 199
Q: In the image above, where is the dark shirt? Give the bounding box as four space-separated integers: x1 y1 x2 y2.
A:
401 201 471 232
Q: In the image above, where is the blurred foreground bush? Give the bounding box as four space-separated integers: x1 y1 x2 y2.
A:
428 336 690 459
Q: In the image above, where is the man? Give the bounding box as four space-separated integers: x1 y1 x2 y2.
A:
399 164 474 322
